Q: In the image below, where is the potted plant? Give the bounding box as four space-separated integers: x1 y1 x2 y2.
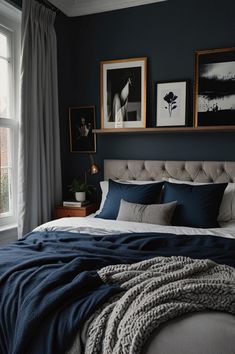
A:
69 178 95 202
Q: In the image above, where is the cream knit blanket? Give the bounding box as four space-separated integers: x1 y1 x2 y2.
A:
84 256 235 354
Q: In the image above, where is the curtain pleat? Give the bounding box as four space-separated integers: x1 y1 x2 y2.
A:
18 0 62 236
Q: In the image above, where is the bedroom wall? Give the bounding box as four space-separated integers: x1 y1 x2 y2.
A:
53 0 235 196
6 0 235 197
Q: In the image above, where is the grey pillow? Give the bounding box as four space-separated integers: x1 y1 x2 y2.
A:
117 199 177 225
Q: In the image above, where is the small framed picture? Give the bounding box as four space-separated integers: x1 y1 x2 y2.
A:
100 57 147 129
69 106 96 153
194 47 235 127
156 80 188 127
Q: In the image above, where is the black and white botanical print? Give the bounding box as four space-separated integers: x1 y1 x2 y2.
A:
156 81 187 127
198 61 235 119
164 91 178 117
160 88 181 119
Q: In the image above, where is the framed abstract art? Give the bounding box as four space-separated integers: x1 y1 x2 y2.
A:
100 57 147 129
194 47 235 127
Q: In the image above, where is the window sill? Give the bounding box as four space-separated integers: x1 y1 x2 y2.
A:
0 223 18 243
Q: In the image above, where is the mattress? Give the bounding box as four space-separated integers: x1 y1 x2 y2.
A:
34 216 235 354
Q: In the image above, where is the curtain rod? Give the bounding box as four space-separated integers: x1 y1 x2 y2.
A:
4 0 61 14
36 0 60 14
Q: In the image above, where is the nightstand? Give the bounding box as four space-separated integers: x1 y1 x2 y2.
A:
54 204 97 219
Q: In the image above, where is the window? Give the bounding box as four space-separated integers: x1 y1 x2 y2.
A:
0 1 21 227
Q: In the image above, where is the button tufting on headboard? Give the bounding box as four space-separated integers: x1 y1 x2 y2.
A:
104 160 235 183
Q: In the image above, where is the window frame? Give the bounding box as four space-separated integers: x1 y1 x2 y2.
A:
0 0 21 228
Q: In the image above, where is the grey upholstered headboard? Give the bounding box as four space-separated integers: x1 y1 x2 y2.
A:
104 160 235 183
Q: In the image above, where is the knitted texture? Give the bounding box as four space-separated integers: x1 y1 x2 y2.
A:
85 256 235 354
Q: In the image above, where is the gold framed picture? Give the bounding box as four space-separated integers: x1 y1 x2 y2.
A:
100 57 147 129
69 106 96 153
194 47 235 127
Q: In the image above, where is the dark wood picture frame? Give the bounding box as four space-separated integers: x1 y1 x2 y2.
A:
156 80 189 127
194 47 235 127
69 106 96 153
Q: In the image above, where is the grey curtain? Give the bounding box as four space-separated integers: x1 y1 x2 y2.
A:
18 0 62 236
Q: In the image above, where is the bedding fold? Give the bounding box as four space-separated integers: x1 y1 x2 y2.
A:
0 231 234 354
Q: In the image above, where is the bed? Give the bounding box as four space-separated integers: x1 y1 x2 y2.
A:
1 160 235 354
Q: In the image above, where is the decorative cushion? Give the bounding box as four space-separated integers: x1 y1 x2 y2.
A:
162 181 227 228
117 199 177 225
96 179 162 216
96 179 164 220
168 178 235 222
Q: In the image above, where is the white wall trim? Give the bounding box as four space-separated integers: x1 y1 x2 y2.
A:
0 224 18 243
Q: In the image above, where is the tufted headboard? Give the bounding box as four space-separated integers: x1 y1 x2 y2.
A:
104 160 235 183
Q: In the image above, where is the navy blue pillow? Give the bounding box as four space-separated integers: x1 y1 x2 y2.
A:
96 179 164 220
162 181 227 228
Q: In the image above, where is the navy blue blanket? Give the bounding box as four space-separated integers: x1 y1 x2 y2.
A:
0 231 235 354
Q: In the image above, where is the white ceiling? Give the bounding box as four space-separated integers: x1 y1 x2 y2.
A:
49 0 167 17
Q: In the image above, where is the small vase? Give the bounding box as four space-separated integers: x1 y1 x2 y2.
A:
75 192 86 202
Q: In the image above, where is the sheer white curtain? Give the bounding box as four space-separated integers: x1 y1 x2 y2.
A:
18 0 62 236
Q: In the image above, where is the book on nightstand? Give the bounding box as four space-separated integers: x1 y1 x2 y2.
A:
62 200 90 208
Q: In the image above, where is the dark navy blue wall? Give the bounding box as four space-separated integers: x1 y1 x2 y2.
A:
56 0 235 196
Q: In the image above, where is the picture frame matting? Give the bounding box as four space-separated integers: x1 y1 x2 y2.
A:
100 57 147 130
156 80 189 127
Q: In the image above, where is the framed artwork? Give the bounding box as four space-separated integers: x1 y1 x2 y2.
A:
69 106 96 153
194 47 235 127
156 80 188 127
100 57 147 129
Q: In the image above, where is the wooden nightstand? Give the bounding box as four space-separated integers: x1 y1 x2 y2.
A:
54 204 97 219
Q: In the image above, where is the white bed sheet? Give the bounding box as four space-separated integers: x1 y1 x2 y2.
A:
34 215 235 239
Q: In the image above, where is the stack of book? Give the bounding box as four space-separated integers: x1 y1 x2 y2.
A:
62 200 90 208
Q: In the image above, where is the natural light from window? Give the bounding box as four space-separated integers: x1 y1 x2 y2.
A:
0 29 12 219
0 127 12 217
0 31 10 119
0 2 21 228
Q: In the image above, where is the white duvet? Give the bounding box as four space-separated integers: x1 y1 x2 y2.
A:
34 214 235 239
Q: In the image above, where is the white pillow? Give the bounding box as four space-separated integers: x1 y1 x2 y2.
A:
96 180 109 215
96 179 162 215
168 177 235 222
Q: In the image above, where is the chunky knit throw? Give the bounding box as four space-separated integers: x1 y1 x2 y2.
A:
85 256 235 354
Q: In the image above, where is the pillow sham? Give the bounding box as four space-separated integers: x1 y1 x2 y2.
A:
117 199 177 225
96 179 164 220
96 179 162 215
162 181 227 228
168 177 235 222
96 181 109 215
